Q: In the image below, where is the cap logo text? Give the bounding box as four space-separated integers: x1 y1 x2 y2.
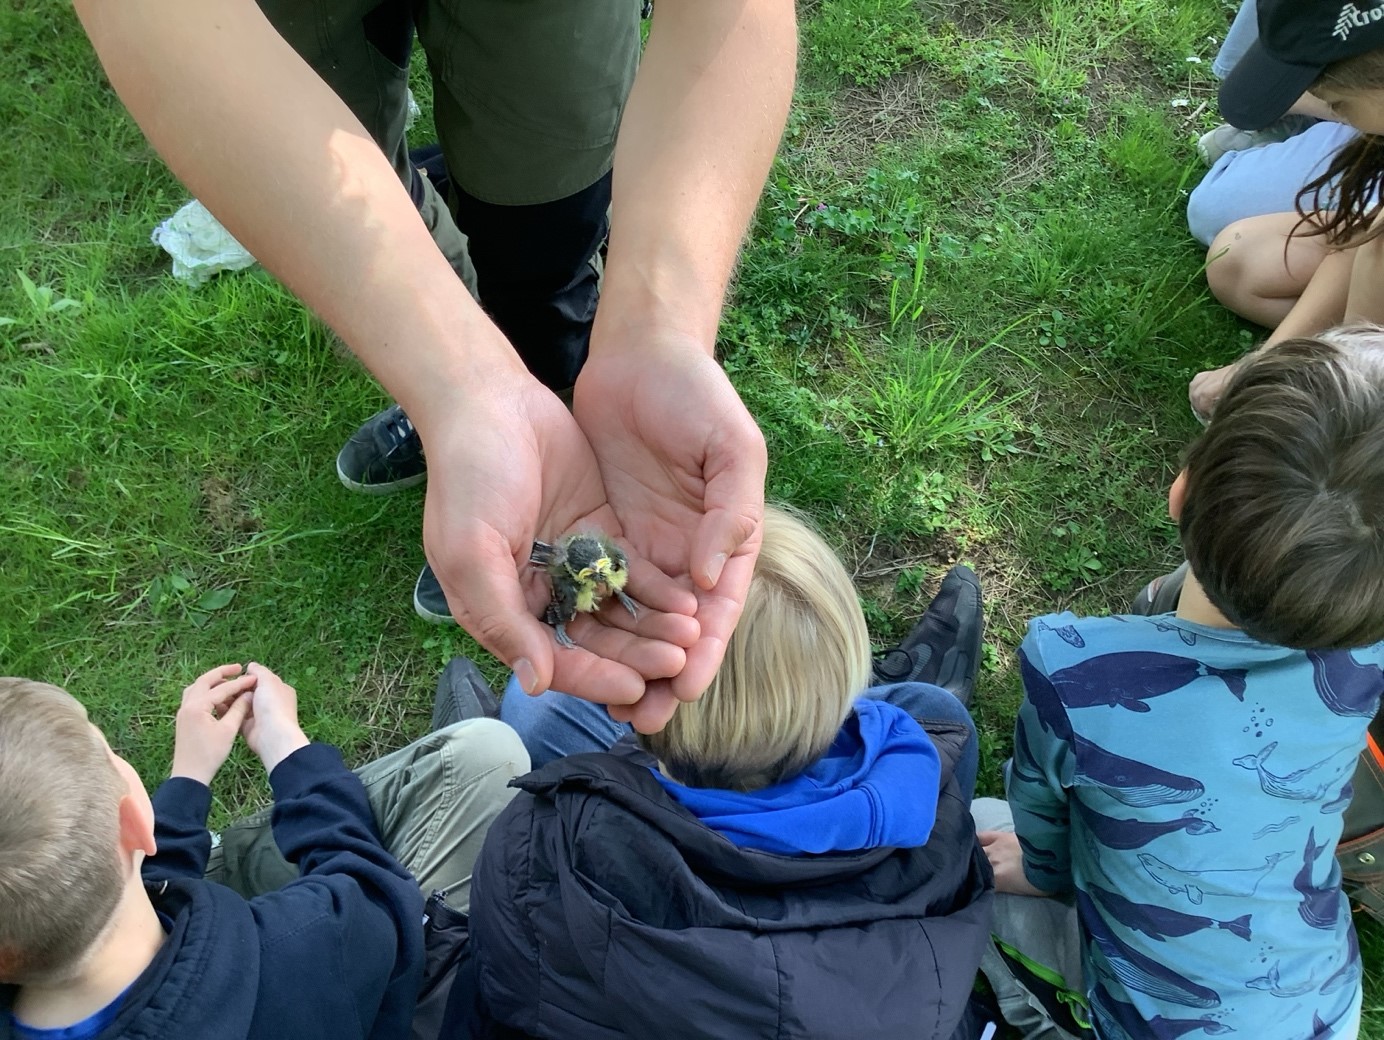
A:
1336 2 1384 42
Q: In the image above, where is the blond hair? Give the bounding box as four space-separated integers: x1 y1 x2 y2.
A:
0 679 125 985
641 506 871 791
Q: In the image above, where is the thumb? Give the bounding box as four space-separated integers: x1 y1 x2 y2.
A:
433 530 554 696
691 446 765 590
221 691 254 731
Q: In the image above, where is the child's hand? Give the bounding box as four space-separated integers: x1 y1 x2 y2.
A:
239 662 310 774
978 830 1053 898
171 664 256 786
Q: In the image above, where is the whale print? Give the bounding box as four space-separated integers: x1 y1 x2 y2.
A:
1075 800 1220 850
1232 742 1358 802
1146 618 1199 647
1020 649 1074 741
1037 618 1087 647
1252 816 1301 840
1246 962 1317 998
1308 649 1384 718
1090 883 1251 942
1078 891 1222 1008
1072 733 1205 807
1049 652 1247 713
1011 713 1052 789
1318 928 1361 997
1138 851 1289 906
1093 993 1236 1039
1294 828 1342 931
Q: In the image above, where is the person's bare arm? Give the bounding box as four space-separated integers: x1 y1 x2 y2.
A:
75 0 700 705
1345 233 1384 327
575 0 795 728
73 0 523 414
1266 245 1356 344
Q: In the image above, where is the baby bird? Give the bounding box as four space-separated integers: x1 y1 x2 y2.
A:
530 532 638 648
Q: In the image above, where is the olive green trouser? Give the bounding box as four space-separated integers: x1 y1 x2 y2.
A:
255 0 642 273
205 718 529 912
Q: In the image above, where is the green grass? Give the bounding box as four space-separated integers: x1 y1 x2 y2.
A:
2 0 1380 1031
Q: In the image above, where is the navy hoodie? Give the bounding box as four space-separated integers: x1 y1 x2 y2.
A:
1 744 424 1040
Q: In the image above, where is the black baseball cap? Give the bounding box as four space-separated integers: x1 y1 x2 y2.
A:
1220 0 1384 130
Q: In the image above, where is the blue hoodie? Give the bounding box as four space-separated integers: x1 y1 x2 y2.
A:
654 697 942 855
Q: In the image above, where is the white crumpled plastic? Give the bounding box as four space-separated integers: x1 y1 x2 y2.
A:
151 200 257 286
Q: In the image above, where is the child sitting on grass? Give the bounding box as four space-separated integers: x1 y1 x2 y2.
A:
980 327 1384 1040
459 506 996 1040
0 660 527 1040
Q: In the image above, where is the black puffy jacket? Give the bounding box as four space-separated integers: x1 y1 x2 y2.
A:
466 721 994 1040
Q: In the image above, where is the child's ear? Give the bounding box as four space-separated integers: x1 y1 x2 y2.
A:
1168 469 1189 521
117 789 158 862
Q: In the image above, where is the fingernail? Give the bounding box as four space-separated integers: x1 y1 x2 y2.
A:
514 658 539 695
705 553 727 587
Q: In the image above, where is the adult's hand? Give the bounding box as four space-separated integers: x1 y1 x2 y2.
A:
574 332 766 732
420 368 700 709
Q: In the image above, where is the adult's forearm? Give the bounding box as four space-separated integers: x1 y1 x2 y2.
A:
73 0 520 427
594 0 796 350
1266 245 1355 344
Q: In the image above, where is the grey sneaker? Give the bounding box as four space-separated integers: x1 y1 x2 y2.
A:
1129 561 1190 615
413 564 454 625
336 404 427 494
432 656 500 731
1196 115 1315 166
871 564 984 707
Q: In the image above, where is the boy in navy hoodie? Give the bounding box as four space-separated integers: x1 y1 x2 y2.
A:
0 660 526 1040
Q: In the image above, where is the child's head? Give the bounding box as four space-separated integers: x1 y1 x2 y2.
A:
1176 325 1384 649
0 679 137 986
641 506 871 792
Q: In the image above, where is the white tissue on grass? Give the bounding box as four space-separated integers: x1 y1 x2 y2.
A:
151 200 257 286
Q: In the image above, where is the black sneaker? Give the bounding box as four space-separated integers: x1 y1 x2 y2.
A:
336 404 427 494
413 564 454 625
871 564 983 707
1129 561 1189 616
432 656 501 731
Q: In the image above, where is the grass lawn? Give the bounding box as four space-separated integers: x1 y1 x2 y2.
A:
2 0 1379 1032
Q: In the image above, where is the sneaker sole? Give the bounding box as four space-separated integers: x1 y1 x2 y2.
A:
335 457 428 495
413 586 457 625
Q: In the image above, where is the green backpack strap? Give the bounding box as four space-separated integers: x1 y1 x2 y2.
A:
993 936 1095 1039
1339 711 1384 925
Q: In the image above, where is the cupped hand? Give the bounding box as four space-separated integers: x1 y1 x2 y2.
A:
978 830 1052 898
419 371 700 708
170 664 255 786
574 333 766 733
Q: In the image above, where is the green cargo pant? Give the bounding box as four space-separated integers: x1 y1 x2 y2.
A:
255 0 642 280
205 718 529 911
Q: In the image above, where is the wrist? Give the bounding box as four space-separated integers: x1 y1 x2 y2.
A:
257 730 311 774
169 757 216 787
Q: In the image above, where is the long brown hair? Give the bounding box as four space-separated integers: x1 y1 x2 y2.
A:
1298 51 1384 245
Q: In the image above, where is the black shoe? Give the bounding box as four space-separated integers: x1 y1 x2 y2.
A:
872 564 983 708
336 404 427 494
432 656 501 731
413 564 454 624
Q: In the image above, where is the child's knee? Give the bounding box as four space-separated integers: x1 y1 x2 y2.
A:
1205 221 1256 307
438 717 531 790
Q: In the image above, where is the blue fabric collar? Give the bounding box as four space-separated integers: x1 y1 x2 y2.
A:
653 698 941 855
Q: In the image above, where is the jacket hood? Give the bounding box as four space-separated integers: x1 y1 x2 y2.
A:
651 698 943 855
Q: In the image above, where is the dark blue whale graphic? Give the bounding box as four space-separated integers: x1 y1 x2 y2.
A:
1093 993 1236 1039
1146 618 1199 647
1020 649 1073 741
1295 828 1342 931
1307 650 1384 718
1011 713 1052 789
1318 927 1361 996
1072 733 1204 807
1050 652 1247 712
1075 800 1220 850
1078 891 1222 1009
1037 618 1087 647
1090 883 1251 942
